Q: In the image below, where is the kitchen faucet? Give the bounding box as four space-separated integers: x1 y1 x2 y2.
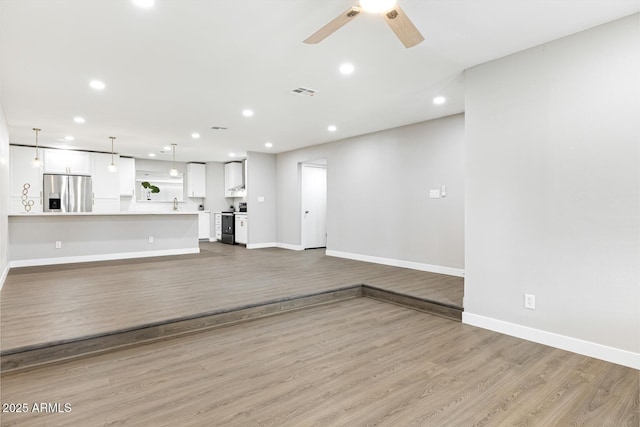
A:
173 198 178 211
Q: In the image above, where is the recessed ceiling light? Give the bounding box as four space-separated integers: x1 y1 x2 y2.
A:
328 125 337 132
73 116 85 124
64 136 74 141
242 109 254 117
191 133 200 139
148 153 156 157
433 96 446 105
89 80 105 90
163 146 171 151
132 0 154 7
265 142 273 148
339 63 355 75
229 152 236 157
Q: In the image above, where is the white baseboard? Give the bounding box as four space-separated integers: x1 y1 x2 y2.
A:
326 250 464 277
274 242 305 251
463 312 640 370
0 264 9 291
8 248 200 268
247 242 277 249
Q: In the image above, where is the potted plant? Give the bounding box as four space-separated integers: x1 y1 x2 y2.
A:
141 181 160 200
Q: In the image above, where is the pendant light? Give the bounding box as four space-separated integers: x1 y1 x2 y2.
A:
108 136 118 172
169 143 179 177
32 128 42 168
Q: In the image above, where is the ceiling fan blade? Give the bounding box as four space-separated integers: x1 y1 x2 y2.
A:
383 5 424 48
304 6 361 44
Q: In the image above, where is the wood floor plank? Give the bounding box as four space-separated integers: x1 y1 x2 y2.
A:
1 243 463 352
0 298 637 426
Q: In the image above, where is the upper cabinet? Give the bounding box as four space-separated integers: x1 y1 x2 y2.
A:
187 163 206 198
91 152 120 199
43 148 91 175
224 161 245 197
118 157 136 196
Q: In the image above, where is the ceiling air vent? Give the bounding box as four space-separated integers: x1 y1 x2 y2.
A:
292 87 317 96
211 126 228 130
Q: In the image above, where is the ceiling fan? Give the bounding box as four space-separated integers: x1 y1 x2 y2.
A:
303 0 424 48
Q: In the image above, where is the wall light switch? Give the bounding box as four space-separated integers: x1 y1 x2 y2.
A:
148 236 154 243
441 185 447 197
429 189 440 199
258 196 265 202
55 241 62 249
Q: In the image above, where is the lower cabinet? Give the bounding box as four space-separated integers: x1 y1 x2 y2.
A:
198 212 211 240
214 213 222 240
235 214 247 245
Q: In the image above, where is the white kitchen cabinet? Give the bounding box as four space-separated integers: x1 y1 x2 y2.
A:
235 213 247 245
198 211 211 240
187 163 206 198
118 157 136 196
91 153 120 199
224 161 245 197
91 152 120 212
9 145 43 212
43 148 91 175
214 212 222 240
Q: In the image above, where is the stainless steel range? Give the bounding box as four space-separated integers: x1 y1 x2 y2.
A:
220 211 235 244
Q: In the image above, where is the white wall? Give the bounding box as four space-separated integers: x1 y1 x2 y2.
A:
277 114 465 273
246 151 276 247
464 14 640 367
0 101 9 289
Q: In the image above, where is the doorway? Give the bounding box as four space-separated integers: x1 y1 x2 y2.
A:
301 163 327 249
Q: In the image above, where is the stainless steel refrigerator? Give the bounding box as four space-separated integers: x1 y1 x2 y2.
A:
43 174 92 212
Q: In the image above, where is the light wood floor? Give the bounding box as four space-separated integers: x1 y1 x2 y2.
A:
1 298 637 426
1 243 463 351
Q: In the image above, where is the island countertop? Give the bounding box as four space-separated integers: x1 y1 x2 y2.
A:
8 211 201 217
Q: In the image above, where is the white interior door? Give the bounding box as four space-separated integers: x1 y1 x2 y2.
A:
301 164 327 249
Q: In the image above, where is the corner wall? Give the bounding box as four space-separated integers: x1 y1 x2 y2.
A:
464 14 640 368
246 152 276 247
277 114 465 274
0 101 9 289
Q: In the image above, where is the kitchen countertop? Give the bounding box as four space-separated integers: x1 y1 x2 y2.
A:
9 211 201 217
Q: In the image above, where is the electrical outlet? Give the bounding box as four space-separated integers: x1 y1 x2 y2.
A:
55 241 62 249
148 236 154 243
429 189 440 199
524 293 536 310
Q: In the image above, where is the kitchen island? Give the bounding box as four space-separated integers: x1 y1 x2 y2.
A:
8 212 200 267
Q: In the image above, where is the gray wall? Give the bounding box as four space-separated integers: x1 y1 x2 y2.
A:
277 114 465 270
246 151 276 246
204 162 230 213
464 14 639 353
0 102 9 288
9 213 199 264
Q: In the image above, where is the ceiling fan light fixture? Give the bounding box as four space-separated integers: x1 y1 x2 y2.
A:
359 0 397 13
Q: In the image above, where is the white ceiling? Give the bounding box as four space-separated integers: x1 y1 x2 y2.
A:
1 0 638 162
